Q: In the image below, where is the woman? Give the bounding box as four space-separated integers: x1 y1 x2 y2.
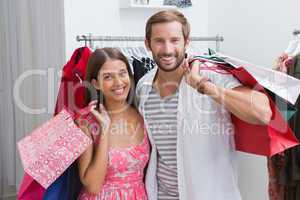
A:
76 48 149 200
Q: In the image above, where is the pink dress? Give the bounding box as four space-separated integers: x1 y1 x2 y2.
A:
78 130 150 200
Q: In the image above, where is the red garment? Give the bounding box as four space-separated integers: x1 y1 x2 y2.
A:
55 47 92 114
275 53 294 73
18 47 91 200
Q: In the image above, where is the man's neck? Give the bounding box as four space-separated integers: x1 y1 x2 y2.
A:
154 65 184 98
155 65 184 85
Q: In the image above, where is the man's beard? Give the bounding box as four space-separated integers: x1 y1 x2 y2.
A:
153 51 185 72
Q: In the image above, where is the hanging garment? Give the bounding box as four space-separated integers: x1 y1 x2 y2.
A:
275 53 294 74
132 56 155 87
17 47 92 200
280 53 300 200
268 53 300 200
164 0 192 8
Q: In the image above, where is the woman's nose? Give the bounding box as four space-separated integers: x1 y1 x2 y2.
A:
113 76 123 86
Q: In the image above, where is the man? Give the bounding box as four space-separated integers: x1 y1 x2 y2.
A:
136 10 272 200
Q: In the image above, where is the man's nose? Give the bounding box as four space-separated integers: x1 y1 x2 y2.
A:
162 41 173 54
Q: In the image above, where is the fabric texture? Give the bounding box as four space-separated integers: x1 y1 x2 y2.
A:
132 57 155 87
78 130 150 200
281 53 300 200
17 109 92 189
144 87 179 199
268 53 300 200
163 0 192 8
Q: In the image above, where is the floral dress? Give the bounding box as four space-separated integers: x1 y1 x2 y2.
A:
78 130 150 200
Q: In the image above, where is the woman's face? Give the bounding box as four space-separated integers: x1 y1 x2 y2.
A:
92 59 131 104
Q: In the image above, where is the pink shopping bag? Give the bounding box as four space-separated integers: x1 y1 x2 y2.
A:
17 109 92 189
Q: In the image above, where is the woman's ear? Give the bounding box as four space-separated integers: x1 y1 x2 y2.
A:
91 78 100 90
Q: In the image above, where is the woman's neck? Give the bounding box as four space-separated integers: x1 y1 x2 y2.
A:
104 100 130 118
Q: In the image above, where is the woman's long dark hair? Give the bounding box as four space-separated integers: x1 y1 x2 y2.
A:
84 47 135 108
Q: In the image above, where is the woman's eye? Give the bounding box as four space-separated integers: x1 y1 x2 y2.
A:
103 75 111 80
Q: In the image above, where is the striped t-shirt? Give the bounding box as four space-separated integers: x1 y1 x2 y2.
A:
144 86 179 200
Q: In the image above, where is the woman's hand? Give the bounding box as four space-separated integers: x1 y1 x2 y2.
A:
89 101 111 135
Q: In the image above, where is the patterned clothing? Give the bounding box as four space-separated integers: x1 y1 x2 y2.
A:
144 87 179 200
78 130 150 200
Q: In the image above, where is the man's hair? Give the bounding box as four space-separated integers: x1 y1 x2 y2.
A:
145 9 190 43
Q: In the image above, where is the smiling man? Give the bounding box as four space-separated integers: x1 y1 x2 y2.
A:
136 10 272 200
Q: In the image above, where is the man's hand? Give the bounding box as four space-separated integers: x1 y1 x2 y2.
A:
182 58 211 93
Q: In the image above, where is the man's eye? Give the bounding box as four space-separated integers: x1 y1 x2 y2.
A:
119 71 128 77
154 39 164 44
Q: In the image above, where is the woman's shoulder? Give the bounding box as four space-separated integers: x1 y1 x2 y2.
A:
128 106 143 122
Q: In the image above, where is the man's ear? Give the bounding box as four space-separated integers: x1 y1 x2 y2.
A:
91 78 100 90
144 39 151 52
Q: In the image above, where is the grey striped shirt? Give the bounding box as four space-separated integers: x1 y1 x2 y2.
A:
144 86 179 200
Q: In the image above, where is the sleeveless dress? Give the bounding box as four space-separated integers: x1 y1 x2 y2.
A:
78 130 150 200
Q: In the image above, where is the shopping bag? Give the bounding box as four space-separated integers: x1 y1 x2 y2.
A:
17 173 45 200
17 109 92 189
190 56 299 156
227 66 299 156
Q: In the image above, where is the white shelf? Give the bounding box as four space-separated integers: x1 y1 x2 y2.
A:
119 0 176 9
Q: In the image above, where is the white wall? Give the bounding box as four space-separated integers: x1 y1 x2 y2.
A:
208 0 300 67
208 1 300 200
64 0 209 59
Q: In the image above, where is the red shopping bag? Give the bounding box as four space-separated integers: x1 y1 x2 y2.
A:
18 173 44 200
226 66 299 156
191 57 299 156
17 109 92 189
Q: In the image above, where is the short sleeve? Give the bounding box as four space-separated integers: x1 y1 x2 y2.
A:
200 69 242 89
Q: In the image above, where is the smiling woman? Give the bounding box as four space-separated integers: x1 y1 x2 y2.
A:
76 48 150 200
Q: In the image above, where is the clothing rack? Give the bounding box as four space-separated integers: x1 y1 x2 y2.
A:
293 29 300 36
76 33 224 52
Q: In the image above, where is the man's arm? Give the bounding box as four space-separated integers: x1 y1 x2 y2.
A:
183 59 272 125
204 83 272 125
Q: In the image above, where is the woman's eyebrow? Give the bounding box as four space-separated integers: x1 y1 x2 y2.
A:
101 72 112 76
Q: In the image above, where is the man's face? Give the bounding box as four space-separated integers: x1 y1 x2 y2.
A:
146 21 189 72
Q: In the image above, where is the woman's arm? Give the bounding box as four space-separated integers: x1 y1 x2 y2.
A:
77 127 109 194
77 103 111 194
